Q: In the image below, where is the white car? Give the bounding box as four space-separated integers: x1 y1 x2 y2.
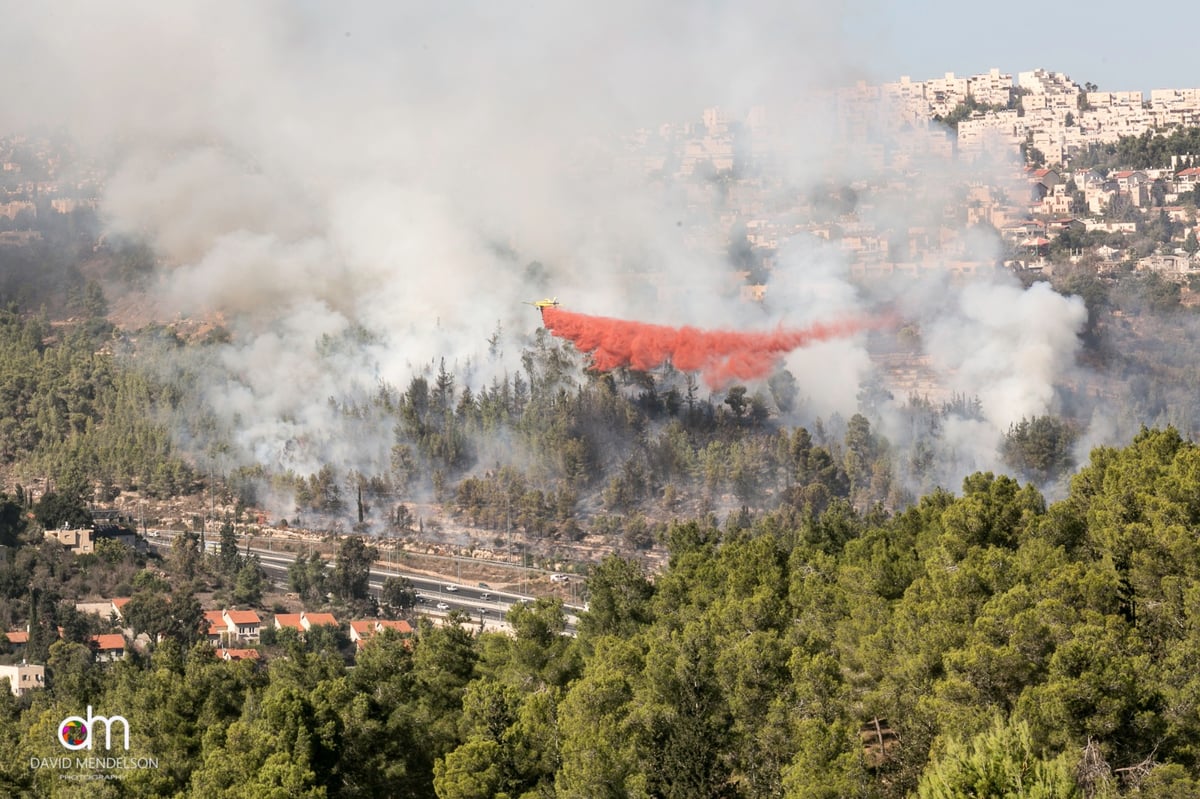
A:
444 585 458 592
550 573 569 583
436 602 450 611
480 592 491 600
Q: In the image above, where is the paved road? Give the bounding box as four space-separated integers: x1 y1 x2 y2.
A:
146 533 580 634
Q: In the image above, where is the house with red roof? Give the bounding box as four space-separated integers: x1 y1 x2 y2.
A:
90 633 127 662
348 620 376 642
301 612 338 630
223 610 262 642
3 630 28 657
272 611 340 641
3 630 28 645
203 609 262 644
204 611 228 646
1112 169 1148 191
377 619 413 635
1027 167 1062 200
350 619 414 651
1175 166 1200 192
217 648 261 662
273 613 304 632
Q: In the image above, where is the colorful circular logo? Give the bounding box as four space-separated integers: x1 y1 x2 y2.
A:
59 719 88 749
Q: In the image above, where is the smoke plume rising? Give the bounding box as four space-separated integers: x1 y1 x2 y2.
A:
0 1 1116 513
541 306 892 388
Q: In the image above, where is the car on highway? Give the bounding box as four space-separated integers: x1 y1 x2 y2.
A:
480 592 491 600
436 602 450 610
550 573 569 583
444 585 458 592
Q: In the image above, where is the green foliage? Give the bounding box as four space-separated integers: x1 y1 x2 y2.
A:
916 716 1080 798
19 272 1200 795
0 493 28 547
1074 126 1200 170
330 536 378 604
0 307 195 496
5 429 1200 793
578 555 655 642
233 556 266 606
288 551 327 605
380 575 416 614
33 491 91 531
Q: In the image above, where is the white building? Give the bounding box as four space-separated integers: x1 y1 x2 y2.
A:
0 663 45 696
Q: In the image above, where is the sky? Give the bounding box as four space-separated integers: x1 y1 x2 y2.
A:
844 0 1200 93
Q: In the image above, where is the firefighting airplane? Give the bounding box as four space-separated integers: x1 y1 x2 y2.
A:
523 297 560 312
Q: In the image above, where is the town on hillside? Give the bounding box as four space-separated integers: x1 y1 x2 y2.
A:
6 67 1200 310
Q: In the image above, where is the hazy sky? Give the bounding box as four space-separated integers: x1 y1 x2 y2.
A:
844 0 1200 93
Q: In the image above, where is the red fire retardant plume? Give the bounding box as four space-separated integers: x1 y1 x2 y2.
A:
540 306 889 388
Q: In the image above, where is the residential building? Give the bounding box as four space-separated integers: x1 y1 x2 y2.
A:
89 634 126 663
223 610 262 642
45 525 93 554
273 611 340 639
3 630 27 657
1177 167 1200 192
301 613 338 630
273 613 303 632
0 663 44 696
204 611 228 646
1137 253 1197 278
349 619 414 648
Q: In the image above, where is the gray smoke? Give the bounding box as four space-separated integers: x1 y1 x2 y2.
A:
1 1 1098 511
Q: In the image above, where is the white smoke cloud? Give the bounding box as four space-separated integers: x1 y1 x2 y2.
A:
0 1 1097 508
925 278 1088 430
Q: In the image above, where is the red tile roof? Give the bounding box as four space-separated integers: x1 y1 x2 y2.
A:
349 619 414 641
302 613 338 628
204 611 227 636
218 648 260 661
224 610 261 625
274 614 304 630
90 634 126 651
4 630 28 644
377 619 414 635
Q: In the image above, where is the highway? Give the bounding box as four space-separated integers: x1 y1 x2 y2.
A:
146 533 579 634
